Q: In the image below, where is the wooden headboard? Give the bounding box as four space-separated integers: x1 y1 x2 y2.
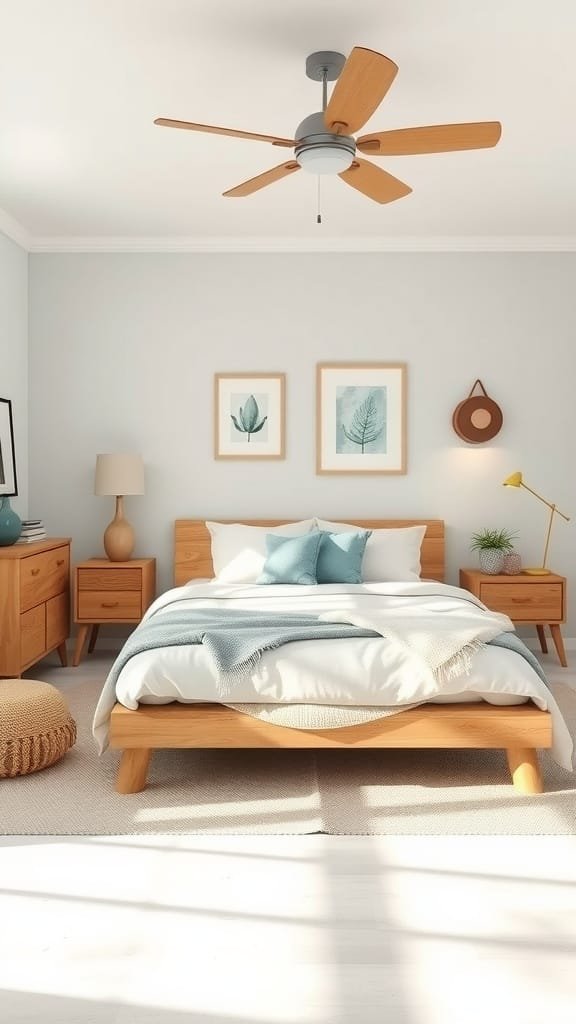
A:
174 519 445 586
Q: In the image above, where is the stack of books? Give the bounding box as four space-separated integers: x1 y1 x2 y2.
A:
16 519 47 544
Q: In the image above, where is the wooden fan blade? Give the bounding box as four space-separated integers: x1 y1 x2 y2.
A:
223 161 301 197
324 47 398 135
357 122 502 156
339 158 412 204
154 118 294 147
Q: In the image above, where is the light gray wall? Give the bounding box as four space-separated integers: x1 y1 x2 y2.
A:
28 253 576 631
0 231 28 517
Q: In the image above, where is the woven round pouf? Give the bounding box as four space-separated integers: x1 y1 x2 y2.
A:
0 679 76 779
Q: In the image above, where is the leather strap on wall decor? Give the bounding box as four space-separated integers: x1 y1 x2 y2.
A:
452 379 503 443
468 379 488 399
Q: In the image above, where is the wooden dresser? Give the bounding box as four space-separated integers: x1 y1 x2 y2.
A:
0 538 71 677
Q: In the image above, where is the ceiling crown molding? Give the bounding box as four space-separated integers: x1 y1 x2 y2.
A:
0 208 31 250
26 234 576 253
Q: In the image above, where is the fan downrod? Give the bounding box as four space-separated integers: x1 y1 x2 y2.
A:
305 51 346 82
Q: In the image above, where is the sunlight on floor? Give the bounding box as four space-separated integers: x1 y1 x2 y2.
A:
134 792 319 825
1 836 576 1022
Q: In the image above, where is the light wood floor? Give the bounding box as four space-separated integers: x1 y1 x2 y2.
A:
1 647 574 1022
0 835 576 1023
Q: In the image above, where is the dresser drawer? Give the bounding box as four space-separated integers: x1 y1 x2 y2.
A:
20 546 69 612
46 591 69 648
77 590 142 621
21 605 46 666
77 567 142 591
480 583 563 621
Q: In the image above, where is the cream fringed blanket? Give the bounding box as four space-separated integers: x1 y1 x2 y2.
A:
319 605 516 685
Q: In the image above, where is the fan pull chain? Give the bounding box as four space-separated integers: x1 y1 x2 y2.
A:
316 68 328 223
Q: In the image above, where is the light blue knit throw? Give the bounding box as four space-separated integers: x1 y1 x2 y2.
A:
108 609 379 698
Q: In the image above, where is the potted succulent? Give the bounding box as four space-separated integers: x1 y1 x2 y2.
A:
470 527 518 575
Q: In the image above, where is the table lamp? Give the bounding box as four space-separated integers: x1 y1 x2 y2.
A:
94 454 144 562
503 471 570 575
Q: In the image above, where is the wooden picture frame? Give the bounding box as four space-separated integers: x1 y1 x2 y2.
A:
0 397 18 497
317 363 407 475
214 373 285 460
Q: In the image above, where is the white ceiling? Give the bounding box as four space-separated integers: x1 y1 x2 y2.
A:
1 0 576 249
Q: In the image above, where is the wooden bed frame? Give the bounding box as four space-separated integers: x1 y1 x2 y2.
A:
109 519 552 796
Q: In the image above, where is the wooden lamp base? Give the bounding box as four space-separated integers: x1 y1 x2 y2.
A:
104 496 135 562
523 568 551 576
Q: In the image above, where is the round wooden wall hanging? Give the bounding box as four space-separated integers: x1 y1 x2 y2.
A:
452 379 503 443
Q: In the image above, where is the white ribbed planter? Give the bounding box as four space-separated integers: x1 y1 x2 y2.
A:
479 549 505 574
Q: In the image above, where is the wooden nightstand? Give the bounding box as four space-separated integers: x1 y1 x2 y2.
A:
459 568 567 667
73 558 156 666
0 538 71 677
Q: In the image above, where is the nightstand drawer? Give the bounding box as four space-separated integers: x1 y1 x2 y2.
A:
77 567 142 591
20 546 69 612
480 583 563 620
77 590 142 620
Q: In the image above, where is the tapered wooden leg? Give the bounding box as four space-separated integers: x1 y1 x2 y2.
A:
536 624 548 654
116 748 152 794
88 624 100 654
73 625 90 667
57 641 68 667
550 624 567 667
506 747 543 794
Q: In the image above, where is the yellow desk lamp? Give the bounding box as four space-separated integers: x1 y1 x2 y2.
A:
503 472 570 575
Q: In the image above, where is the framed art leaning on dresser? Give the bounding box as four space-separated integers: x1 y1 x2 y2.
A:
316 363 407 475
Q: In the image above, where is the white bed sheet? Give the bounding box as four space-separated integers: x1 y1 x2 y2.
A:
93 580 574 769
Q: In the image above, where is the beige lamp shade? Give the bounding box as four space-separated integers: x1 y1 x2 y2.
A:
94 454 144 496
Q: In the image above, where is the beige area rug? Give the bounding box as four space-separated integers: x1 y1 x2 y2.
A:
2 662 576 835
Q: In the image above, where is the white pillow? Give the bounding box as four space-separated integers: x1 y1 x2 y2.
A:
315 519 427 582
206 520 316 583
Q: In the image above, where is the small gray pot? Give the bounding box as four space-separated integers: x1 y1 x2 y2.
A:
479 548 505 574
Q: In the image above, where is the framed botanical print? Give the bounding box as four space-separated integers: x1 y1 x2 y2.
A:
215 373 286 459
0 397 18 496
317 363 406 474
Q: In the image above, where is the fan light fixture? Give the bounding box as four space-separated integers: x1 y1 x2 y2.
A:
296 145 354 175
294 111 356 175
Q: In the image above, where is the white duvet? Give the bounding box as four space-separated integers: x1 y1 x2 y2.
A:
93 580 574 769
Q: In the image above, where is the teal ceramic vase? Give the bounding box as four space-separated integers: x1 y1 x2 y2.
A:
0 496 22 546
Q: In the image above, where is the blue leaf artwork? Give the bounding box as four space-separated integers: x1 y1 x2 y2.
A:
336 386 387 454
230 393 269 443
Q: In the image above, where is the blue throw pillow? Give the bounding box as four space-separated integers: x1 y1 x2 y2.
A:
258 531 323 585
316 529 372 584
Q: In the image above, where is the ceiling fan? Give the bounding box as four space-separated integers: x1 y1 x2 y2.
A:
154 46 501 205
